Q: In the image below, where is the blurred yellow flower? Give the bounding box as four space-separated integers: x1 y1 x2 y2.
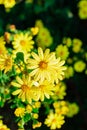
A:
74 60 86 72
78 0 87 8
0 120 10 130
36 27 53 49
33 121 42 129
3 0 16 9
14 107 25 117
53 82 66 100
35 20 44 29
56 45 69 60
78 0 87 19
63 37 72 47
44 112 65 129
65 66 74 79
72 38 82 53
66 102 79 117
78 7 87 19
53 101 69 115
28 47 66 83
0 54 12 73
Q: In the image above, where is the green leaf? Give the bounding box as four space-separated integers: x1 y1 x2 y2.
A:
16 52 24 62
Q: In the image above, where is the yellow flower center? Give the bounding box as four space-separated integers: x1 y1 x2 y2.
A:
20 40 26 46
21 84 30 92
52 118 57 123
60 51 64 56
5 58 11 67
39 61 47 69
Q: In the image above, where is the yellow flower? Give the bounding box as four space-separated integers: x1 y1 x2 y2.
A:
26 104 32 113
0 0 3 4
53 101 69 115
12 32 34 53
31 27 39 35
32 80 55 101
28 47 66 83
11 75 36 103
0 120 10 130
65 66 74 79
3 0 16 9
56 45 69 60
74 60 86 72
66 102 79 117
53 82 66 100
44 112 65 129
36 27 53 49
63 37 72 47
35 20 44 29
78 7 87 19
14 107 25 117
78 0 87 8
0 36 7 55
72 38 82 53
33 121 42 129
0 54 12 73
32 113 39 119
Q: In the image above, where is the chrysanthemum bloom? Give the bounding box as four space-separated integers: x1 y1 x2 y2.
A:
44 112 65 129
63 37 72 47
78 0 87 8
14 107 25 117
3 0 16 9
66 102 79 118
78 7 87 19
74 60 86 72
12 32 34 53
0 120 10 130
28 47 66 83
52 82 66 100
36 27 53 49
65 66 74 79
53 101 69 115
11 75 37 103
0 54 12 73
56 45 69 60
72 38 82 53
32 80 55 101
0 36 7 55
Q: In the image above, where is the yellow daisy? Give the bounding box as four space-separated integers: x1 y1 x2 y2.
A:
11 75 36 103
27 47 66 83
32 80 55 101
12 32 34 53
0 54 12 73
3 0 16 9
44 112 65 129
56 45 69 60
74 60 86 72
14 107 25 117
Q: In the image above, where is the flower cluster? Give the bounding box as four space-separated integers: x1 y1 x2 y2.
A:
55 37 87 79
78 0 87 19
0 25 80 130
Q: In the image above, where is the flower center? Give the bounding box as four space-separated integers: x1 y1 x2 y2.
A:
39 61 47 69
5 58 11 67
20 40 26 46
21 84 29 92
